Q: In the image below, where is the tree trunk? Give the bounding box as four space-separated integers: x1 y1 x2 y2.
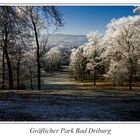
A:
80 70 84 82
129 60 134 90
129 72 133 90
93 68 96 86
3 31 14 90
31 18 41 90
35 27 41 90
2 49 5 88
113 75 116 87
113 80 116 87
29 67 33 90
16 63 20 89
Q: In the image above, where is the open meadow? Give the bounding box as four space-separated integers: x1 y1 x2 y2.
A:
0 69 140 121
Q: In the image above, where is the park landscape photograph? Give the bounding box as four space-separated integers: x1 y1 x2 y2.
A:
0 5 140 121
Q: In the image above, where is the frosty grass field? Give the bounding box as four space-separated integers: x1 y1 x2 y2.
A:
0 68 140 121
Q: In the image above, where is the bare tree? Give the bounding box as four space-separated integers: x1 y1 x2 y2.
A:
23 6 63 90
0 7 15 89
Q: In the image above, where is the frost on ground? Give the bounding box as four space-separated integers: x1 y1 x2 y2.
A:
1 70 140 121
0 89 140 121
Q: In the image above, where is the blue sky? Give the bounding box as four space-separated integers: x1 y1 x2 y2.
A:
57 6 136 35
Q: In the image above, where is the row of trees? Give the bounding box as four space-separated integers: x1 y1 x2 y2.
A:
69 7 140 89
0 6 63 90
44 45 71 73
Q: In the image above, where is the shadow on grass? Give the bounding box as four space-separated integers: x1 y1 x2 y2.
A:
0 90 140 121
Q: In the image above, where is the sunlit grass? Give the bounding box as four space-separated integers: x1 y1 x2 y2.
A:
78 81 140 90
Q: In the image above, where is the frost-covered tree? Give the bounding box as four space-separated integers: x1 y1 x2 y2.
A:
133 6 140 14
104 60 128 87
0 6 30 89
17 6 63 90
69 46 87 82
69 48 77 74
69 31 103 84
23 50 37 90
45 47 62 73
82 31 103 85
57 45 71 65
103 15 140 89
